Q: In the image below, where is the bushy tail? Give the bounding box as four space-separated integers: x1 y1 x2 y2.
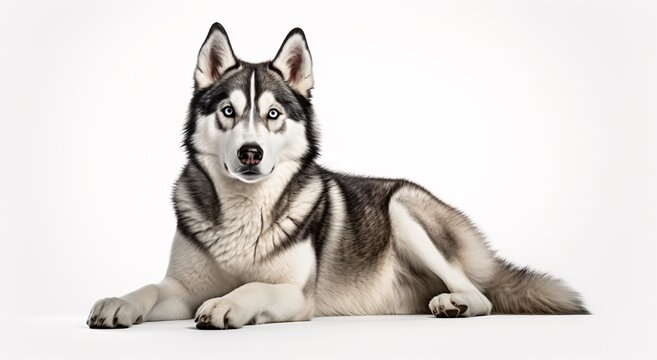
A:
486 259 589 315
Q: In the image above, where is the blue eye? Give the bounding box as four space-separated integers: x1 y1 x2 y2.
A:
222 106 234 117
268 109 280 120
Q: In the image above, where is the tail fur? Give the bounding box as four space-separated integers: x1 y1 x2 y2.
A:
486 259 589 315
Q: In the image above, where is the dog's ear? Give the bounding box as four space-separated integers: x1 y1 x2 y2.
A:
271 28 314 98
194 23 239 90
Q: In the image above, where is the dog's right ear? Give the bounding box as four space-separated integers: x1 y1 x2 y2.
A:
194 23 239 90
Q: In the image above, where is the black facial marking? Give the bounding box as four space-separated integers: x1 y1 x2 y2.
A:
214 113 226 131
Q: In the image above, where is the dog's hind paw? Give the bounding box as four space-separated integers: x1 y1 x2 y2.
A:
429 292 492 318
429 293 469 318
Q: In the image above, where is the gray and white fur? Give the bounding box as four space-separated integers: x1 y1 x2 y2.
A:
87 23 589 330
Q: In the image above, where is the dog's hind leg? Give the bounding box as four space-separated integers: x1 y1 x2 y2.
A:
389 189 493 318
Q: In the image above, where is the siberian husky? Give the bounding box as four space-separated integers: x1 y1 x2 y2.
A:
87 23 588 329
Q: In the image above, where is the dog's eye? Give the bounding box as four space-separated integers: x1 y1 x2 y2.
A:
268 109 280 120
221 106 235 117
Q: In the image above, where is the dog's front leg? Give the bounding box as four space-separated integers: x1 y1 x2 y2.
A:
194 282 312 329
87 230 225 328
87 277 193 328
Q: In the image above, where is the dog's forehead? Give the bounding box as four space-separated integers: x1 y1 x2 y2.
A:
225 64 283 101
236 64 301 108
195 62 306 119
255 65 296 102
226 65 253 92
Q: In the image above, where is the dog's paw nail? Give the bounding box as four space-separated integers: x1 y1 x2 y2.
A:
456 304 468 314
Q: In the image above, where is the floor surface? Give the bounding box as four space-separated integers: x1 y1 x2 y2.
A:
1 314 652 359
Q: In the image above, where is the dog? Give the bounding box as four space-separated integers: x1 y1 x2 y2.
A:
87 23 588 329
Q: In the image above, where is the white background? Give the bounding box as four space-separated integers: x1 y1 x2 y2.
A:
1 0 656 359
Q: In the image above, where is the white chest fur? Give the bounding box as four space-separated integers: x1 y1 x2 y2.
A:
207 193 270 266
207 193 317 286
175 160 322 286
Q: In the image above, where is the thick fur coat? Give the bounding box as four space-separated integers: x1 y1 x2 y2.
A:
87 23 588 330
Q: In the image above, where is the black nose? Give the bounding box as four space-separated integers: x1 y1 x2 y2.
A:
237 144 263 165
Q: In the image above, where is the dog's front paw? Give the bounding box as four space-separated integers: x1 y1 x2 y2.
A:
87 297 143 329
195 297 252 330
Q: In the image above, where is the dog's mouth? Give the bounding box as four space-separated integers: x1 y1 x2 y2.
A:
239 169 259 176
224 163 274 183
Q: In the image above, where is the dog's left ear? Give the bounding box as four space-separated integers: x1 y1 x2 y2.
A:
272 28 314 98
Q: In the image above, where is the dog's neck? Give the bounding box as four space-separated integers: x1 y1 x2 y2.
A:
179 153 322 266
194 153 303 212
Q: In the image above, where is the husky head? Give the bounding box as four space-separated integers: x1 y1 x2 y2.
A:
185 23 319 185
